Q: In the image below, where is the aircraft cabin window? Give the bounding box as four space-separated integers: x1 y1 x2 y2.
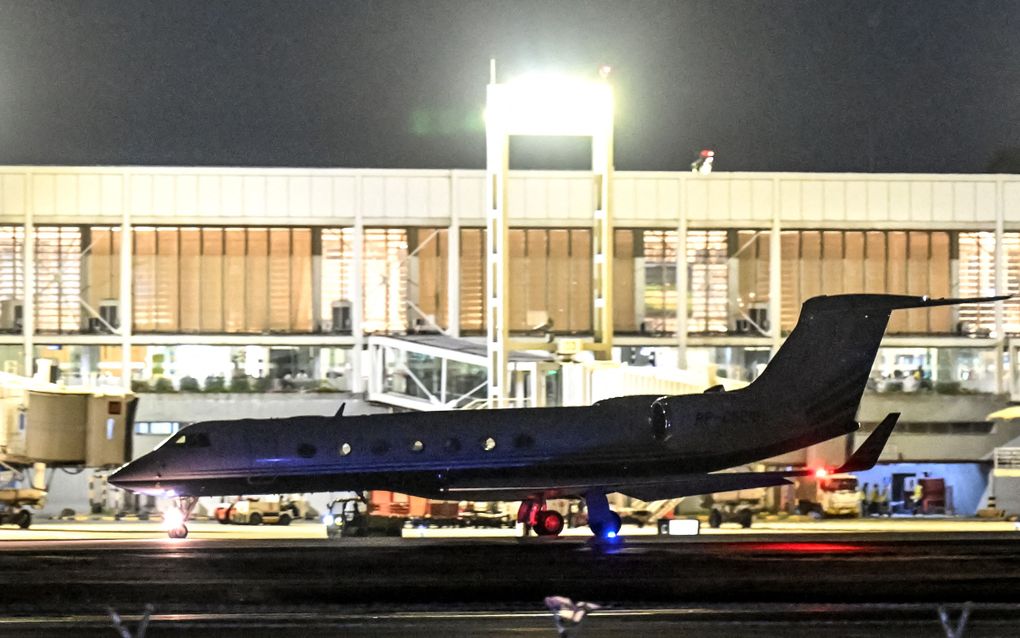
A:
340 442 352 456
444 438 461 452
483 437 496 452
410 440 425 453
297 444 317 459
513 433 534 449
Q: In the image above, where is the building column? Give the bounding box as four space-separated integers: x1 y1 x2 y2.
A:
120 180 133 391
995 177 1007 395
22 173 34 378
591 117 614 360
675 175 688 368
769 178 782 355
447 171 461 338
485 107 510 406
351 174 365 394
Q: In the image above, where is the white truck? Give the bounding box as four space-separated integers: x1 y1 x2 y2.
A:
797 473 862 517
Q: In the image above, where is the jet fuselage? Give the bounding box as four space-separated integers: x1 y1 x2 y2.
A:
110 389 830 501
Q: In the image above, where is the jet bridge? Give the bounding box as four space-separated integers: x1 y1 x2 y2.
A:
366 334 557 412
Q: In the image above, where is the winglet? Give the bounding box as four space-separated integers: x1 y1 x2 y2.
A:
836 412 899 473
335 402 346 418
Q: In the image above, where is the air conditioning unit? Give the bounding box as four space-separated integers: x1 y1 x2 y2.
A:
331 300 352 334
0 299 23 332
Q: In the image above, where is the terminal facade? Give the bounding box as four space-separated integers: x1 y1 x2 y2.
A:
1 166 1019 515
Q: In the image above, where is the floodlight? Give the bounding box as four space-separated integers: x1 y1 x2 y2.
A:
486 74 613 136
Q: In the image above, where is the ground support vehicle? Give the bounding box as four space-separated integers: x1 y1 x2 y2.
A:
798 473 863 518
703 487 763 528
458 503 513 528
215 497 300 526
323 497 405 538
408 501 461 528
0 487 43 529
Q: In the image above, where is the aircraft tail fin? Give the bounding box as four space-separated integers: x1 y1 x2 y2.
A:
748 294 1008 434
837 412 899 473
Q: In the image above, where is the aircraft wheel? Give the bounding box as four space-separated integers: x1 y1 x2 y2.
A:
534 510 564 537
14 509 31 529
708 509 723 528
609 512 622 535
277 513 292 526
168 525 188 539
590 512 622 539
738 509 753 528
249 512 263 526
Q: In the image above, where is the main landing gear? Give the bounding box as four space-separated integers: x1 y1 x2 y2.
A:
584 489 622 540
164 496 198 539
518 497 565 537
518 490 623 540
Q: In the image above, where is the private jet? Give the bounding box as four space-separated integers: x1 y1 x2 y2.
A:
110 293 1007 539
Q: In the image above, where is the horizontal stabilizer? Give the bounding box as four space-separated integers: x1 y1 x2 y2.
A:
911 294 1012 308
836 412 899 473
800 294 1012 314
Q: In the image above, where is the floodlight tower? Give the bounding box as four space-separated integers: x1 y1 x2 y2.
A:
484 61 615 405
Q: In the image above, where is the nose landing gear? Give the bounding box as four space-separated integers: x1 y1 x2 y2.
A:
164 496 198 539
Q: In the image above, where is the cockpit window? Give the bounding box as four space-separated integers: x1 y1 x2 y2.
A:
173 432 211 448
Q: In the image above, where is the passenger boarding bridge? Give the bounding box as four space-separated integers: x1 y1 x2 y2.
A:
366 333 748 412
366 334 555 411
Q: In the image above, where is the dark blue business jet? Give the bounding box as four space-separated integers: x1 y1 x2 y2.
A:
110 294 1006 539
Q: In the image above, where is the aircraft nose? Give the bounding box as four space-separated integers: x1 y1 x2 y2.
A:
109 456 160 491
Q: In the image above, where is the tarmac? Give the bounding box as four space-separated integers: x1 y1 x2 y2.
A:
1 517 1019 636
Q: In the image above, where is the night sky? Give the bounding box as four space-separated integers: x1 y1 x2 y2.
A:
0 1 1018 173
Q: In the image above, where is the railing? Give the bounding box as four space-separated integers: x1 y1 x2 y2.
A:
458 397 538 410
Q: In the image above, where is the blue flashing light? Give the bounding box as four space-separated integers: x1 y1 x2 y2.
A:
606 531 617 540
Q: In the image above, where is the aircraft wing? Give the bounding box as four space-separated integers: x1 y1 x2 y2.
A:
617 472 797 502
834 412 899 473
616 412 900 501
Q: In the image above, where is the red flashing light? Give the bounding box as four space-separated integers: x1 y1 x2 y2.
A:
814 468 829 478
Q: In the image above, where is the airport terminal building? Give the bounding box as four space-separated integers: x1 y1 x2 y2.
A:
2 166 1019 515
